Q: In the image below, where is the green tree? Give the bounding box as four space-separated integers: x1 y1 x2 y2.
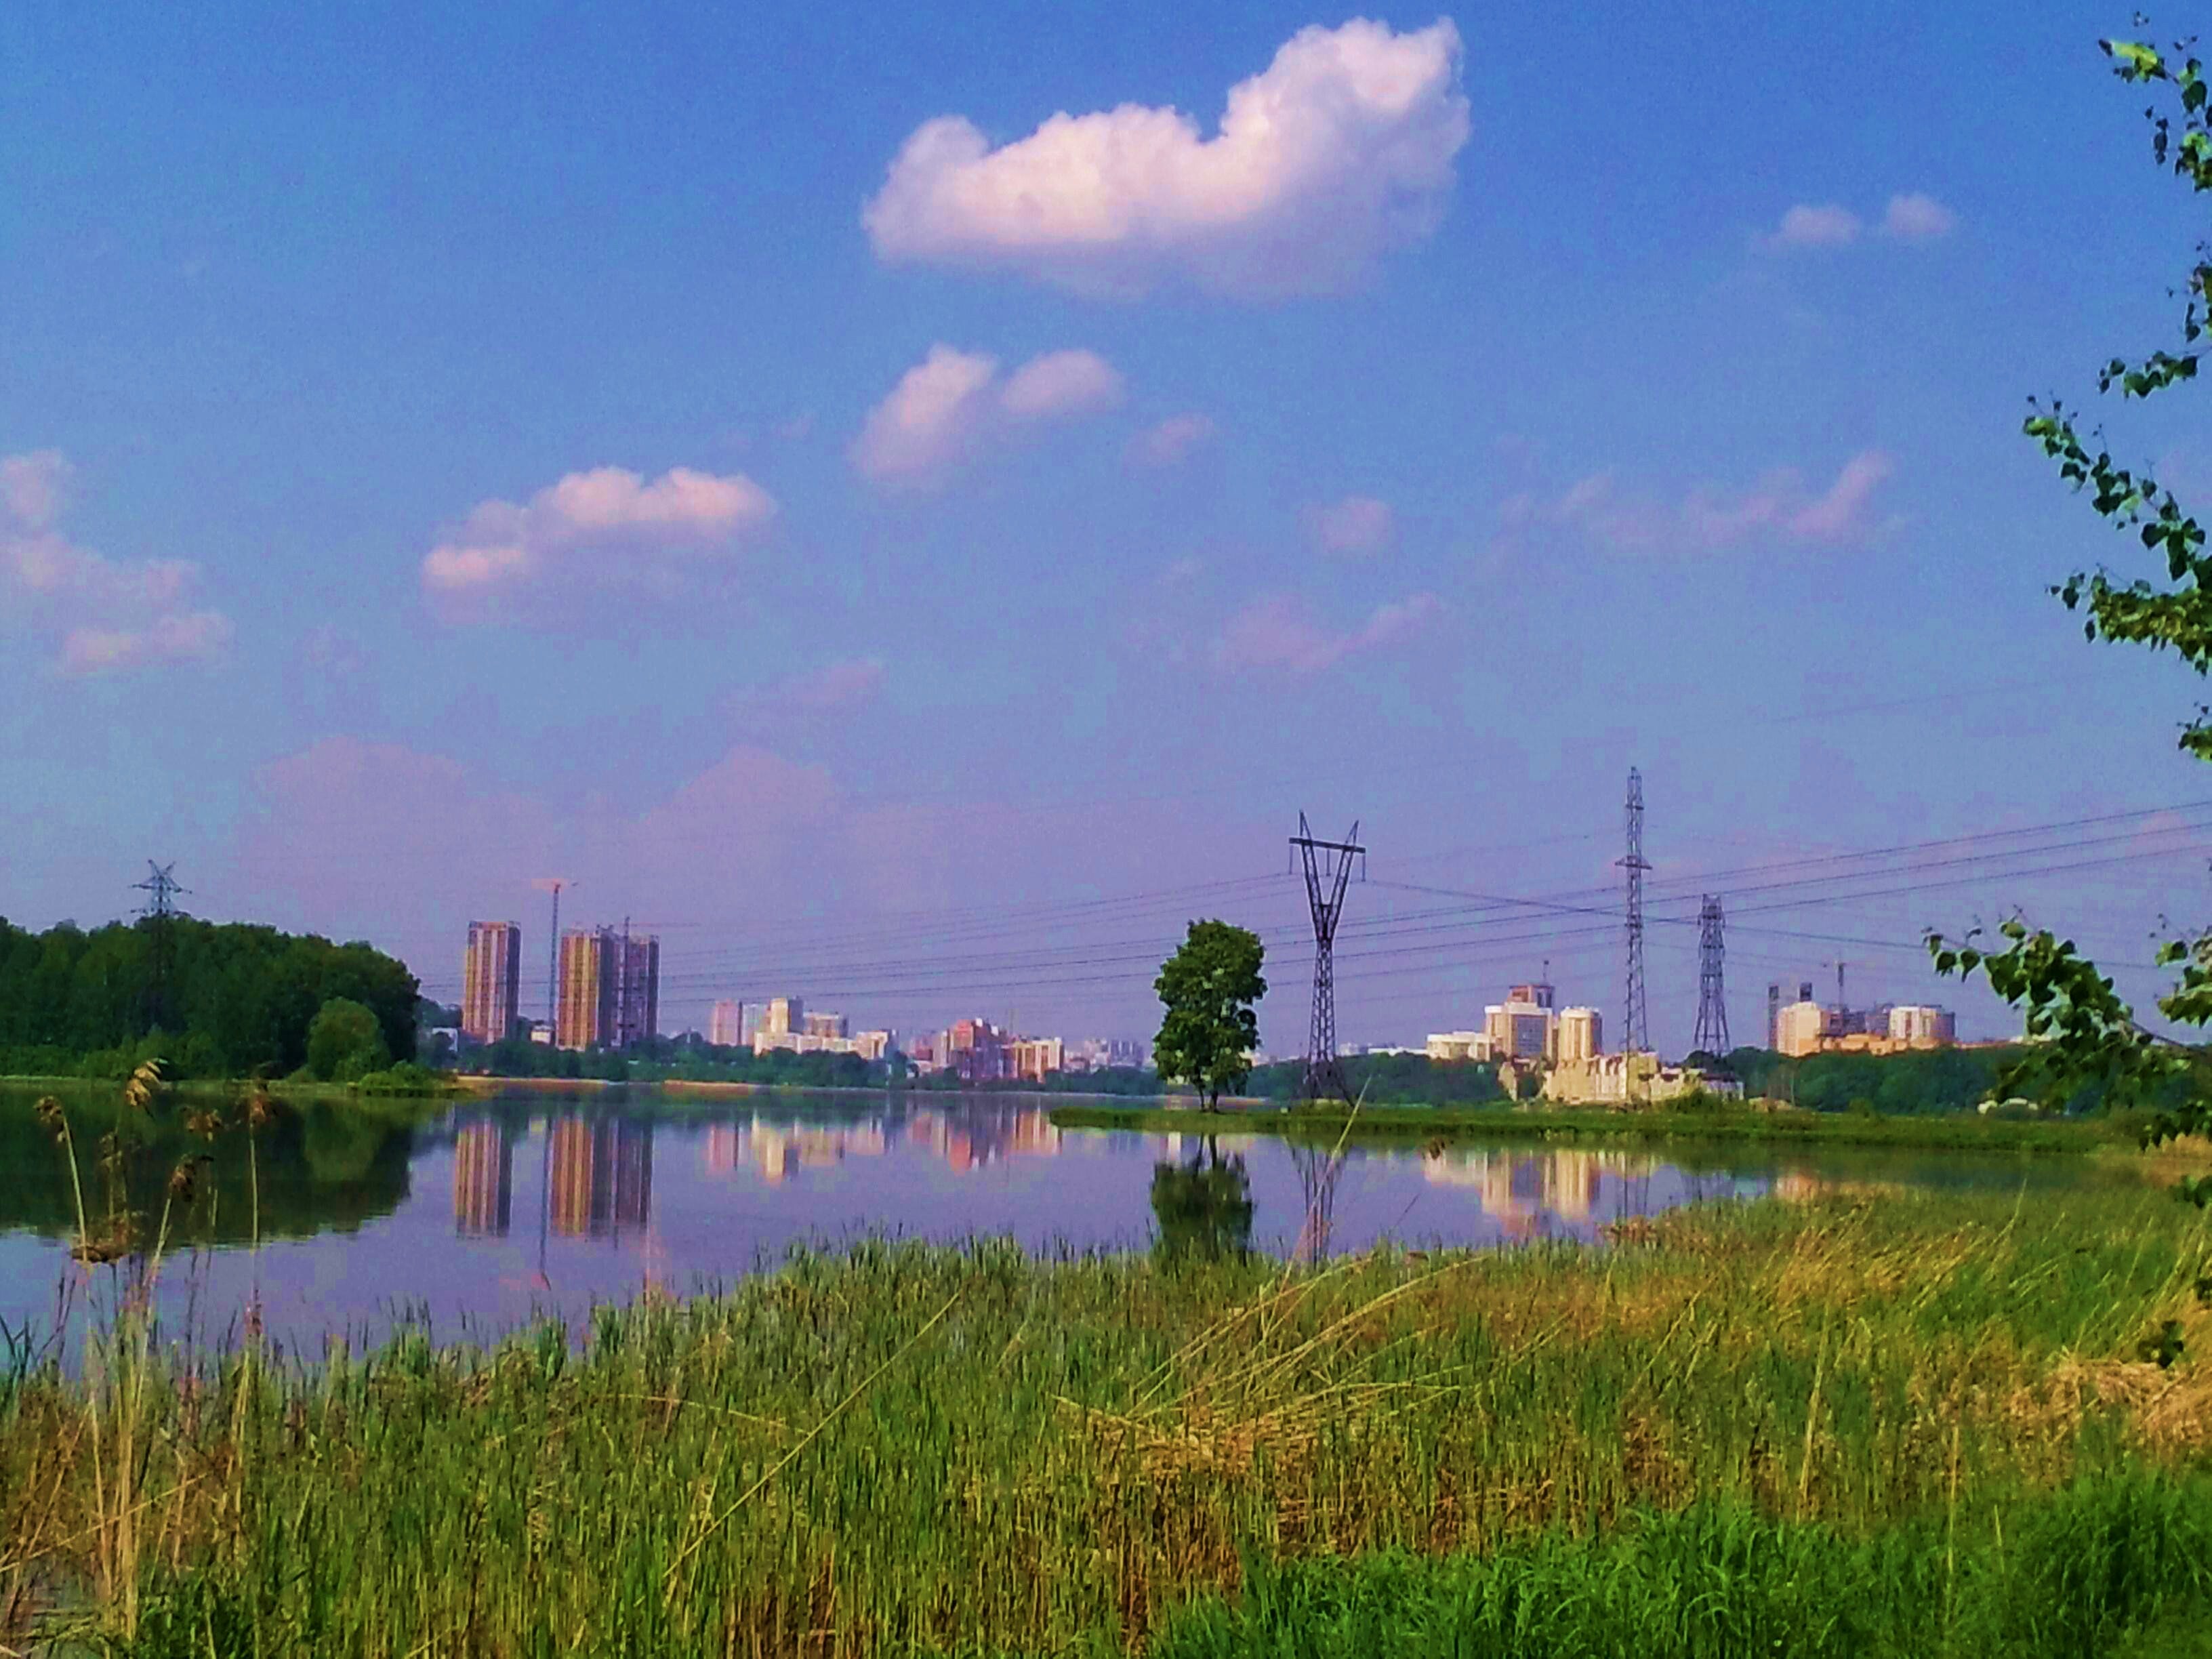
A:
1932 30 2212 1202
305 997 390 1083
1153 920 1266 1112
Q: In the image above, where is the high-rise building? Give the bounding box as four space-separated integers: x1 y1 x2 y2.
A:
709 1000 746 1048
555 927 659 1050
1484 988 1554 1063
1776 999 1841 1057
765 997 803 1036
1556 1007 1603 1063
462 921 523 1044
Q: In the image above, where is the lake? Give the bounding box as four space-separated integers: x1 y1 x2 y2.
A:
0 1084 2116 1364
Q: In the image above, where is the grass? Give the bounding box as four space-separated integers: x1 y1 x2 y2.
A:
1048 1098 2136 1155
2 1172 2209 1656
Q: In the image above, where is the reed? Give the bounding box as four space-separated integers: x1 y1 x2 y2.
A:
1 1182 2207 1656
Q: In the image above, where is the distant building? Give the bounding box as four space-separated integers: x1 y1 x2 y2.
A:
556 928 659 1050
764 997 804 1037
461 921 523 1044
1426 1031 1494 1062
1556 1006 1603 1063
708 1000 745 1049
1774 999 1841 1057
802 1010 848 1041
1888 1005 1958 1046
853 1029 895 1063
1010 1036 1064 1081
1544 1052 1743 1107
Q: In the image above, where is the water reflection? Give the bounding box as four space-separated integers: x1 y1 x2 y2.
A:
1150 1138 1254 1264
548 1118 653 1240
452 1118 513 1237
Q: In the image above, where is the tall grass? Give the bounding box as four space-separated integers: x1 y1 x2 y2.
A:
1 1183 2207 1655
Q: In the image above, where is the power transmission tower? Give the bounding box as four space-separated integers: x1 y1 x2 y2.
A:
1617 769 1651 1055
1290 813 1364 1105
1692 895 1729 1056
131 861 188 1035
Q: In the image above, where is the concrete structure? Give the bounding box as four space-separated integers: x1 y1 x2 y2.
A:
1484 988 1555 1063
1425 1030 1494 1063
556 928 660 1050
764 997 803 1038
1009 1036 1064 1082
802 1010 848 1041
1542 1052 1744 1107
461 921 523 1045
708 1000 745 1049
1888 1004 1958 1046
853 1029 895 1063
1774 998 1842 1057
1556 1006 1603 1064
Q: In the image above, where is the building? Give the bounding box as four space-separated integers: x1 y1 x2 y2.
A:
708 1000 745 1049
802 1010 848 1041
461 921 523 1044
556 928 660 1050
1484 982 1556 1064
1555 1006 1603 1064
1426 1030 1494 1062
1774 998 1842 1057
1009 1036 1064 1082
548 1116 653 1237
1888 1004 1958 1046
853 1029 895 1063
451 1116 512 1236
1543 1052 1744 1107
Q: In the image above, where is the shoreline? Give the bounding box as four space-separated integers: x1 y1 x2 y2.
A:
1045 1099 2131 1155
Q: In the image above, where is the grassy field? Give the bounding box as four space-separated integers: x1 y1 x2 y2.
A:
1048 1097 2133 1155
3 1174 2211 1656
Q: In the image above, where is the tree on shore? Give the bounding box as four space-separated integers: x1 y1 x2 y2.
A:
1153 920 1266 1113
1931 29 2211 1202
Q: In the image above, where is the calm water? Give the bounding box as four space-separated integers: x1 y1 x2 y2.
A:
0 1084 2108 1363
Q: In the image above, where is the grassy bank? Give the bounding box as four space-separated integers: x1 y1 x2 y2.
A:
1049 1099 2131 1155
3 1183 2210 1655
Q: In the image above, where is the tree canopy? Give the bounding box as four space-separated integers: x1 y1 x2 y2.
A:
0 914 419 1081
1931 31 2212 1200
1153 920 1266 1112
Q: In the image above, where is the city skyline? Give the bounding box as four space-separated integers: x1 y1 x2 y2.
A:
6 5 2207 1057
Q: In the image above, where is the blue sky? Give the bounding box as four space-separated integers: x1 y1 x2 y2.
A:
4 1 2209 1051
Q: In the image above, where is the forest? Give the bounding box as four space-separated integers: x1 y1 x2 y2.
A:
0 914 419 1080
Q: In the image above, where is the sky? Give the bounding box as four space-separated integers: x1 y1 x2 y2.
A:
5 1 2211 1054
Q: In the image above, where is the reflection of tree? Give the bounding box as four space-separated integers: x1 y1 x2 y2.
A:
1150 1140 1254 1265
0 1094 415 1242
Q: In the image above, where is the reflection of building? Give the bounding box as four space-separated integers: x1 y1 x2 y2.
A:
556 929 660 1050
462 922 523 1044
548 1116 654 1235
705 1115 888 1184
709 1000 745 1048
1420 1146 1660 1234
453 1117 513 1235
904 1105 1061 1172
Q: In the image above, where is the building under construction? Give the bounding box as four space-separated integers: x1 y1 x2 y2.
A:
554 926 660 1050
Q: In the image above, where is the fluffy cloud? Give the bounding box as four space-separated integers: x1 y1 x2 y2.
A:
851 344 1126 486
1129 413 1218 468
1 449 233 676
421 464 777 613
1881 191 1957 241
863 18 1469 298
1503 451 1897 554
1214 591 1441 674
1307 494 1396 556
1759 193 1956 251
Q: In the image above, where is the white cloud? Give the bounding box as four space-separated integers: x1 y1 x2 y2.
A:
1307 494 1396 556
421 463 777 611
1130 413 1218 468
1881 192 1957 241
863 18 1470 298
999 349 1125 418
1214 591 1441 674
1 449 232 676
1 449 70 529
1502 450 1898 555
1761 203 1863 251
60 612 236 678
851 344 1127 487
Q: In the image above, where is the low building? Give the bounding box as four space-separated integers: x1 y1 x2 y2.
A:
1426 1030 1494 1062
1888 1004 1957 1046
1543 1052 1743 1107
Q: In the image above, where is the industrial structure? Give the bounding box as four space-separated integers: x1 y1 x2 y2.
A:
1692 895 1729 1055
1291 812 1364 1105
1617 769 1651 1054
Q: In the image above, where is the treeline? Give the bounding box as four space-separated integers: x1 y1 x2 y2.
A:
1246 1052 1509 1107
474 1033 879 1090
0 914 418 1081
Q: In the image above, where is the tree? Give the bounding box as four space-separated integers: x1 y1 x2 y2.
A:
1153 920 1266 1112
305 997 390 1083
1931 29 2212 1203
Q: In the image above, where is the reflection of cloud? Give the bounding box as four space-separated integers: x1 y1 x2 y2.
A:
863 19 1469 298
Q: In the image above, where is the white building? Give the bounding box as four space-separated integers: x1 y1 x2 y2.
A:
1887 1004 1957 1046
1426 1030 1494 1063
1556 1006 1603 1063
1543 1052 1743 1106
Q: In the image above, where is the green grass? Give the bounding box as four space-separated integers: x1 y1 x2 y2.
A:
3 1181 2209 1655
1048 1099 2135 1155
